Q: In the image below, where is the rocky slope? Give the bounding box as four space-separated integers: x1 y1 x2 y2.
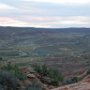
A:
51 75 90 90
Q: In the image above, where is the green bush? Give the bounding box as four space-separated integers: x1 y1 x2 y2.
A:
0 84 5 90
41 64 48 76
34 64 64 86
87 69 90 74
71 77 81 83
48 69 64 85
1 63 26 80
34 65 42 74
0 70 20 90
0 57 3 61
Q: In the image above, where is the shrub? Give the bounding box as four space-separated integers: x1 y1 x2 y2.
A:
0 70 20 90
0 57 3 61
48 69 64 86
0 84 5 90
34 65 42 74
1 63 26 80
41 64 48 76
34 64 64 86
71 77 81 83
87 69 90 74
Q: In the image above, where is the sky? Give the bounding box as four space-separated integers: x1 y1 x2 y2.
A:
0 0 90 28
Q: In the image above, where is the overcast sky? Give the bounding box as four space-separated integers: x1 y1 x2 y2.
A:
0 0 90 28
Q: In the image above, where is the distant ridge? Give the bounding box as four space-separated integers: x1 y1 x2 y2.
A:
0 26 90 33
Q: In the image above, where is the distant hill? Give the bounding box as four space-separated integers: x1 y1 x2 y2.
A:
0 26 90 48
0 27 90 33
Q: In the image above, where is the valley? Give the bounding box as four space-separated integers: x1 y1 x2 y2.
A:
0 27 90 89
